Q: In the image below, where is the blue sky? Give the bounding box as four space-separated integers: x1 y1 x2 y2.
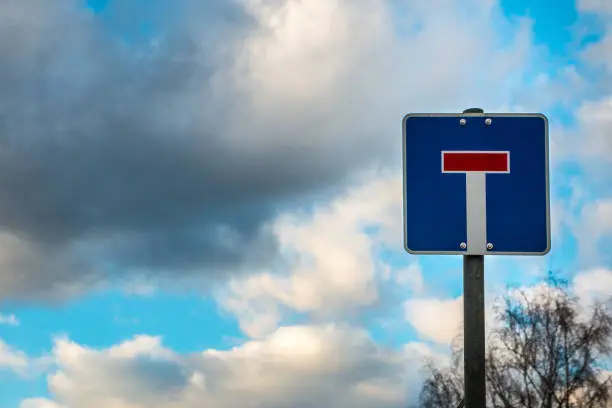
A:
1 1 612 407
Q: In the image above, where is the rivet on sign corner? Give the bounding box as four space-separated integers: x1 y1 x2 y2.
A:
487 243 494 250
460 242 467 249
460 118 467 126
485 118 492 126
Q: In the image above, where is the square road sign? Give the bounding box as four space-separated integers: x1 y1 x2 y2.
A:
402 113 550 255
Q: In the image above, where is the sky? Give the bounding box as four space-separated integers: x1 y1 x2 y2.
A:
0 0 611 407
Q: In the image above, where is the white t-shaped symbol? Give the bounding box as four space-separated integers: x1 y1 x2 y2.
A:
442 151 510 254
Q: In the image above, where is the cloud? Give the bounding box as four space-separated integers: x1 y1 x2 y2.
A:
0 313 19 326
216 173 421 338
0 338 50 378
389 263 425 294
20 399 68 408
577 2 612 78
549 6 612 267
567 98 612 168
551 13 612 268
0 339 29 373
560 5 612 170
403 271 551 346
0 0 539 300
568 196 612 267
573 267 612 304
578 0 612 14
37 325 433 408
540 13 612 151
404 296 463 344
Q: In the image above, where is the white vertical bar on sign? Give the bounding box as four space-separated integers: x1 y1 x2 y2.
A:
465 172 487 254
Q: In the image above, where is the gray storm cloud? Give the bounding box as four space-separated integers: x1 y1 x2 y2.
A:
0 0 402 299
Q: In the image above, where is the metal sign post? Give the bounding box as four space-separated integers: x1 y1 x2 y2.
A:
402 107 550 408
461 108 487 408
463 254 486 407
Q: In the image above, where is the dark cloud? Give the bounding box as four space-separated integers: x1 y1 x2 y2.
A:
0 0 399 299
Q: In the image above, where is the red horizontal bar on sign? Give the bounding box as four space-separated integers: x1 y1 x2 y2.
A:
442 151 509 173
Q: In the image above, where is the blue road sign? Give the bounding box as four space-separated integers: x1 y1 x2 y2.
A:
402 113 550 255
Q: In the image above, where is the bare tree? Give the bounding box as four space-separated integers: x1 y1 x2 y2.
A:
418 276 612 407
419 335 465 408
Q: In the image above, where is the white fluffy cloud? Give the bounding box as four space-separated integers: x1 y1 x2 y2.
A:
25 325 434 408
404 296 463 345
0 339 29 374
236 0 536 117
567 98 612 167
20 399 68 408
573 267 612 304
216 173 414 338
403 272 561 346
0 339 50 378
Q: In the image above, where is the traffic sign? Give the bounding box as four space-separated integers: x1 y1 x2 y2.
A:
402 113 550 255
